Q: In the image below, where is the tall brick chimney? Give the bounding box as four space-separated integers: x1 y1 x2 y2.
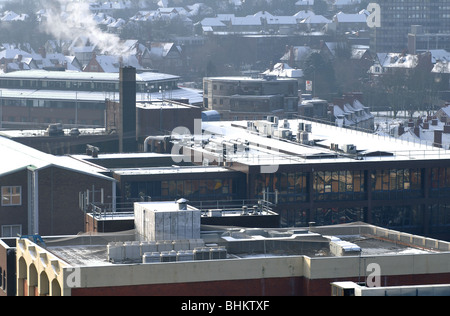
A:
119 66 137 153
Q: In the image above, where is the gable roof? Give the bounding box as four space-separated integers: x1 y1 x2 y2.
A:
88 54 142 72
334 11 367 23
0 135 112 181
149 43 181 59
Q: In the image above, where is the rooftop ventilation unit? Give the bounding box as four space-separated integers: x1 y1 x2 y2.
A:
297 131 310 145
304 124 312 133
344 144 357 154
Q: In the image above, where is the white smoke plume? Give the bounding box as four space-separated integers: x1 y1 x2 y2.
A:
40 0 127 56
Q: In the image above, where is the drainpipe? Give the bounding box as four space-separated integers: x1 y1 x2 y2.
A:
27 165 39 235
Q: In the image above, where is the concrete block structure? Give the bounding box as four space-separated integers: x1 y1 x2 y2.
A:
134 200 201 242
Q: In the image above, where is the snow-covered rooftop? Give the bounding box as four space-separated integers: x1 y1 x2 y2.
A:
195 118 450 167
0 135 111 180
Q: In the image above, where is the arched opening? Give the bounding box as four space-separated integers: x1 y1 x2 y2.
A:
17 257 27 296
51 279 61 296
39 271 49 296
28 264 38 296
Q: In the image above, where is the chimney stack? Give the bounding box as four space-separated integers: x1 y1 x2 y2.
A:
444 124 450 134
434 130 443 148
119 66 137 153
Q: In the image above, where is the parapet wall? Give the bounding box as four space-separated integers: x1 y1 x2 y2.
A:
310 223 450 252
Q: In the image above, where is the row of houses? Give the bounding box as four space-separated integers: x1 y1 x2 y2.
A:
198 9 369 35
374 104 450 150
0 39 184 74
281 41 450 91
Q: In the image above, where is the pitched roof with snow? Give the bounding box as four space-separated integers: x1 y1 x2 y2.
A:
334 11 367 23
0 135 112 180
379 53 419 69
262 63 304 78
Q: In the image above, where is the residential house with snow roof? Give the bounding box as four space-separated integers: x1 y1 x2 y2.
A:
84 53 146 73
0 10 29 22
330 93 374 130
435 104 450 125
264 15 299 35
432 61 450 95
393 115 450 149
149 42 184 74
370 52 433 77
331 11 369 33
299 14 332 32
293 10 316 22
262 63 304 80
280 45 314 68
229 16 262 33
106 18 127 34
88 0 133 14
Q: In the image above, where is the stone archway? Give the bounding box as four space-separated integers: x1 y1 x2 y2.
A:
51 279 61 296
28 264 38 296
17 257 27 296
39 271 49 296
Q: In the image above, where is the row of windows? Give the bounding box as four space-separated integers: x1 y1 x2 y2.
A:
1 116 102 126
254 172 309 203
254 168 448 203
0 79 179 94
314 170 365 201
124 179 240 202
4 167 450 209
430 167 450 198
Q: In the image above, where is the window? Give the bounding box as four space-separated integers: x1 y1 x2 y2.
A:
372 169 422 200
1 224 22 237
1 186 22 206
313 170 365 201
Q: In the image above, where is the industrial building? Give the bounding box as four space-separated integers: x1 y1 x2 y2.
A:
0 69 202 129
173 117 450 240
9 218 450 296
0 67 203 156
203 76 300 121
59 113 450 240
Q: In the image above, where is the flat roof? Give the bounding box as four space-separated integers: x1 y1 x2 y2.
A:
0 69 179 82
204 76 297 82
0 128 106 138
112 166 236 176
0 86 203 104
136 201 199 213
197 119 450 166
36 222 450 267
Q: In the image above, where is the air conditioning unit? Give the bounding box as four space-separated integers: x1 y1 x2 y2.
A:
344 144 357 154
304 124 312 133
